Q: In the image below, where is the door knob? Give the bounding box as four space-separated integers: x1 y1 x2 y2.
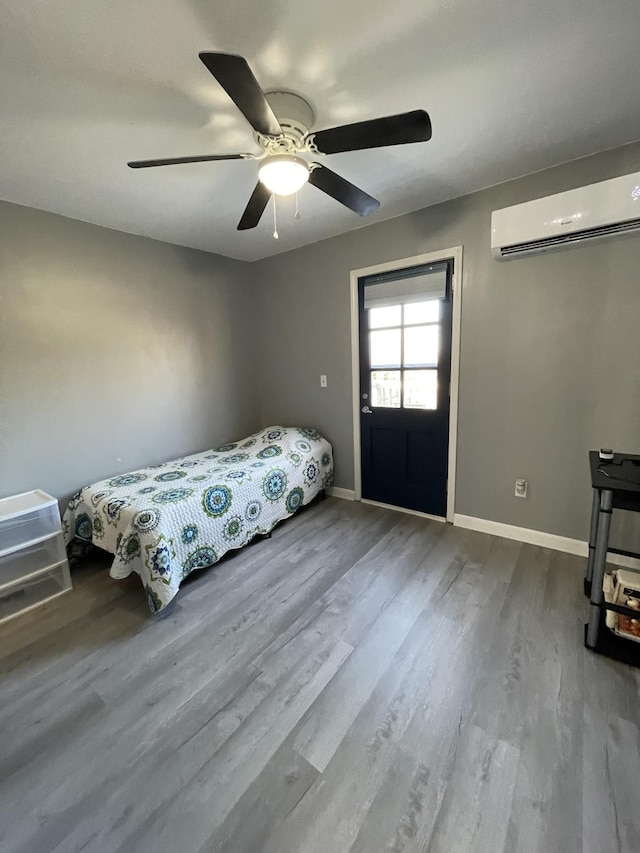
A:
361 406 372 414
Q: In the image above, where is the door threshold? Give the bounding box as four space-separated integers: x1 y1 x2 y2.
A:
360 498 447 523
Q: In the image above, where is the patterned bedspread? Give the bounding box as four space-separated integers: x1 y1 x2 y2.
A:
62 426 333 612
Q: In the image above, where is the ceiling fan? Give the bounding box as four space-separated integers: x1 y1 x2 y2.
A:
128 52 432 232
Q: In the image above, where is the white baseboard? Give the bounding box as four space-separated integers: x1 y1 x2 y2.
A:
325 486 355 501
453 514 640 570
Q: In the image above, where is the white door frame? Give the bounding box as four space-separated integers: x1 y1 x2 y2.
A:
349 246 463 523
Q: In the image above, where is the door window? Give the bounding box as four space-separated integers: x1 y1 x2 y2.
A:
368 300 440 410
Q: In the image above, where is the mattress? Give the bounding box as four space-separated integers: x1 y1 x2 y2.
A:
62 426 333 612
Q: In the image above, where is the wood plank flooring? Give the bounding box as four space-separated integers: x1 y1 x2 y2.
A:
1 498 639 853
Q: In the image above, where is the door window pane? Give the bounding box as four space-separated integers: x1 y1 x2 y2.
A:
404 370 438 409
404 300 440 325
370 329 401 368
369 305 401 329
404 325 439 367
371 371 401 408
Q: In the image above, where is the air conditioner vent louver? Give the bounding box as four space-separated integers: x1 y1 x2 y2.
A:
491 171 640 259
500 217 640 256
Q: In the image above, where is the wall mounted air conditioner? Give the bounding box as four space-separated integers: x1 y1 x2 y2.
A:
491 171 640 259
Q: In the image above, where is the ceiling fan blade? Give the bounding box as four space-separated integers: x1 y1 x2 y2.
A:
308 165 380 216
238 182 272 230
199 52 282 137
311 110 432 155
128 154 250 169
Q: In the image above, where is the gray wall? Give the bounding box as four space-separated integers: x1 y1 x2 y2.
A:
254 142 640 542
0 201 260 505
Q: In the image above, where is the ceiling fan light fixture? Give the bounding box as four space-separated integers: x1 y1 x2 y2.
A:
258 154 309 196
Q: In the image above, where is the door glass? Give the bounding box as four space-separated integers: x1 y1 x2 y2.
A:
370 329 401 368
369 305 401 329
404 370 438 409
371 371 401 407
404 300 440 325
404 326 439 367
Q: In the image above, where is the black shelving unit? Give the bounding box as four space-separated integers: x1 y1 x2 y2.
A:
583 451 640 666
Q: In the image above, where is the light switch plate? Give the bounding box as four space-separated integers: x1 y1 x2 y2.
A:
320 375 327 387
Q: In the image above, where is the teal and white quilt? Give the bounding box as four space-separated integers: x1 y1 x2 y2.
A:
62 426 333 613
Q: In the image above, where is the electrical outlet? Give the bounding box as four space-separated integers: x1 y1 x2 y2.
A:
515 479 528 498
320 374 327 387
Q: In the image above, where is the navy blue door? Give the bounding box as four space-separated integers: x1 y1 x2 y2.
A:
359 261 453 517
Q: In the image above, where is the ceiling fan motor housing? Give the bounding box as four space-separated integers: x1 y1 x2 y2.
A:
260 91 315 151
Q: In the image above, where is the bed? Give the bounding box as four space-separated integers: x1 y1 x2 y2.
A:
62 426 333 613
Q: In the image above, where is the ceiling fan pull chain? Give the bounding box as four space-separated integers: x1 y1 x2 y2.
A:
295 192 301 220
272 194 279 239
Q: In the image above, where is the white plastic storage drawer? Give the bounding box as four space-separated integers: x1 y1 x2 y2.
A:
0 533 67 590
0 562 72 624
0 490 61 555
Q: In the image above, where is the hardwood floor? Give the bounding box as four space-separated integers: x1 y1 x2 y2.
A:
1 498 639 853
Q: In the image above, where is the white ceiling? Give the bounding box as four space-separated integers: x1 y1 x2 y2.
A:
1 0 640 262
